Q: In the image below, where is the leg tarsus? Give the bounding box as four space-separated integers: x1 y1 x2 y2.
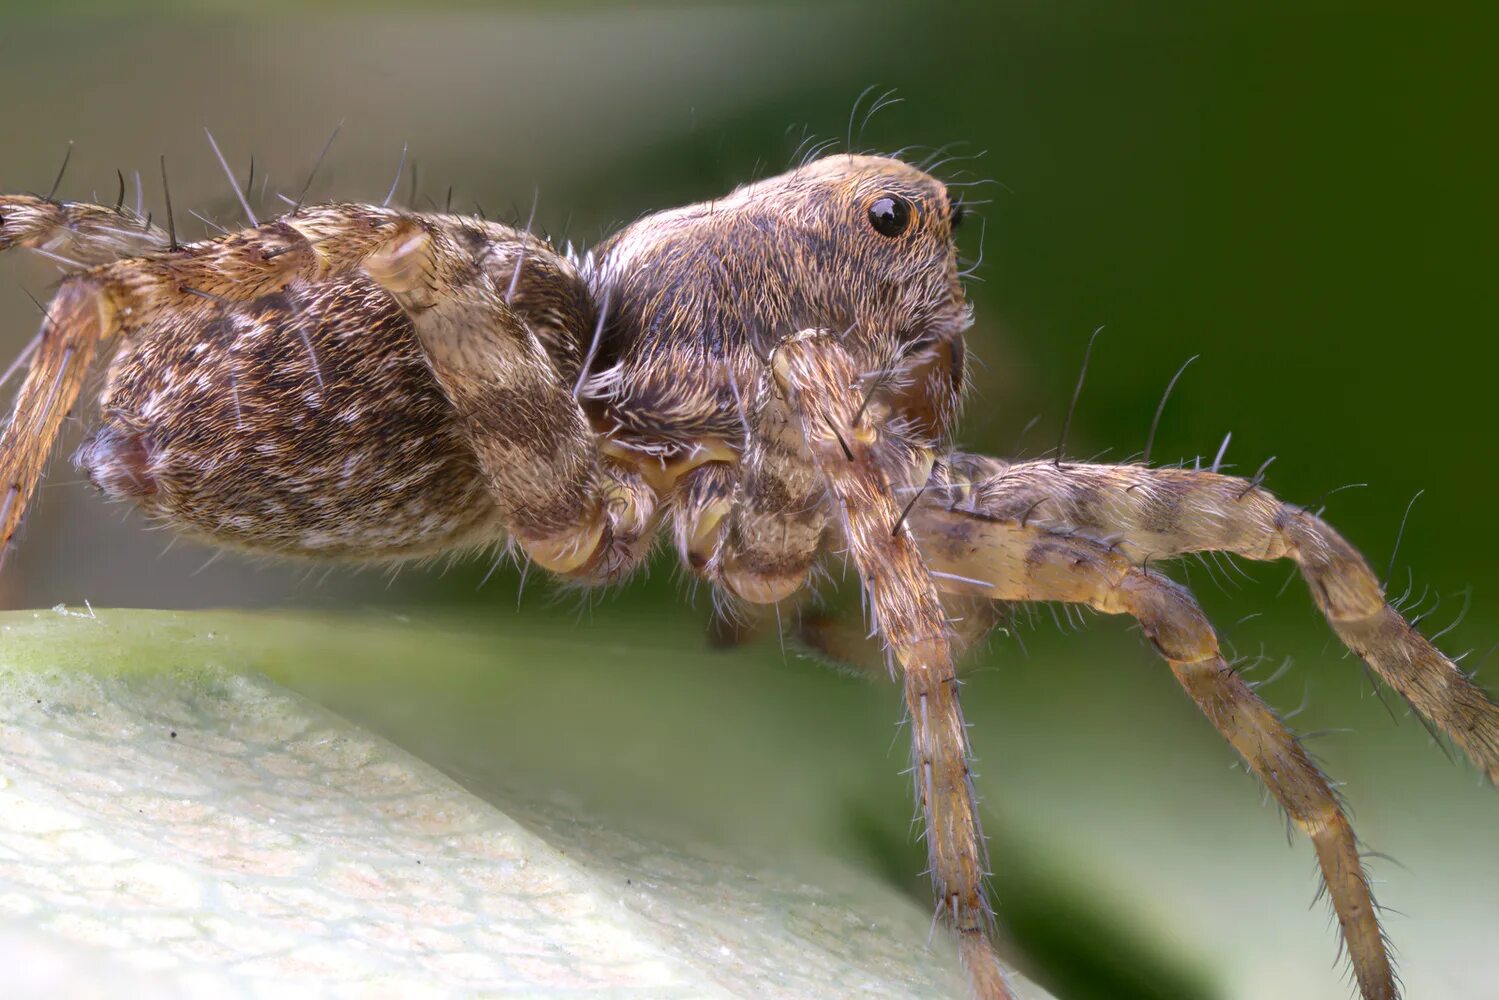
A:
959 929 1018 1000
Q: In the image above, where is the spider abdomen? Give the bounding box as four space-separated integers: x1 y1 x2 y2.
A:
76 275 504 559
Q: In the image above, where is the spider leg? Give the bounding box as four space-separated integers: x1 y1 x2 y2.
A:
797 592 1012 679
910 507 1399 1000
665 357 831 604
0 280 113 559
669 458 738 575
0 205 367 560
768 330 1015 1000
362 216 657 582
0 194 166 268
932 456 1499 784
0 196 172 553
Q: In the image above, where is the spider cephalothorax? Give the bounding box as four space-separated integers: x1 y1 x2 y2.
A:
582 154 971 456
1 148 1495 1000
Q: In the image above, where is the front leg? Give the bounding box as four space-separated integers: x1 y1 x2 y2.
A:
668 333 1016 999
908 505 1398 1000
768 331 1015 1000
928 455 1499 783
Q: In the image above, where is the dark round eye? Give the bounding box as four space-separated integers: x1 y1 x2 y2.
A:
867 195 911 237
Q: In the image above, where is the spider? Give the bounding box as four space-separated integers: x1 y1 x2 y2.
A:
0 142 1495 1000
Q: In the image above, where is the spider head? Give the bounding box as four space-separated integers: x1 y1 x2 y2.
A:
798 154 972 349
588 153 973 443
761 153 974 441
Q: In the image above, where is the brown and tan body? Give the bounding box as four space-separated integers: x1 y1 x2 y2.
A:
1 153 1495 1000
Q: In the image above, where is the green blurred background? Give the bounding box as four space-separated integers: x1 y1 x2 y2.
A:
1 4 1496 998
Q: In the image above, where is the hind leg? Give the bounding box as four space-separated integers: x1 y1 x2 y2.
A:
0 193 166 268
0 194 171 557
0 281 115 559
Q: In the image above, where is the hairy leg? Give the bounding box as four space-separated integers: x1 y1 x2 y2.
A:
673 360 831 604
0 196 169 558
798 593 1012 678
932 456 1499 782
0 281 111 558
772 330 1013 1000
669 459 739 576
0 194 166 268
362 216 656 581
911 508 1398 1000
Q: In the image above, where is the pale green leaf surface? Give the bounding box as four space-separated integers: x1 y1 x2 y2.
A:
0 608 1056 999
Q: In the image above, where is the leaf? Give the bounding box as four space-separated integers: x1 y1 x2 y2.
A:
0 607 1061 998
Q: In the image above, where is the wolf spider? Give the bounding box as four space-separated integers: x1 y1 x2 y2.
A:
0 139 1494 1000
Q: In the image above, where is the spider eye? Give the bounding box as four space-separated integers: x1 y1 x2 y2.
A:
867 195 911 238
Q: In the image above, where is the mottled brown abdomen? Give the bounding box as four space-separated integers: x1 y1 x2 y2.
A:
75 276 505 559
